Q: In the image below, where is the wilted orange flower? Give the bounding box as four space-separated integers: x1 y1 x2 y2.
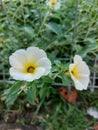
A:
58 87 78 103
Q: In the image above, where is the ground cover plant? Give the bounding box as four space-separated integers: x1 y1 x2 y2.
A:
0 0 98 129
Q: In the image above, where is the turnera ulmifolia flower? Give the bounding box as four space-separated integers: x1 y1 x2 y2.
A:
9 47 51 82
46 0 60 10
69 55 90 90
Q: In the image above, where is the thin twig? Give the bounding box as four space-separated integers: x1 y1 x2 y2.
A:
70 0 79 63
2 64 6 87
36 0 42 25
91 58 97 91
0 0 11 25
72 0 79 43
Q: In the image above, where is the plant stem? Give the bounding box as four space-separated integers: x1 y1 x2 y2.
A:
36 11 50 37
0 0 11 25
71 0 78 61
36 0 42 25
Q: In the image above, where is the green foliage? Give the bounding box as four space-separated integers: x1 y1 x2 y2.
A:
41 103 95 130
0 0 98 129
26 82 37 105
5 81 23 106
24 26 35 39
45 22 62 35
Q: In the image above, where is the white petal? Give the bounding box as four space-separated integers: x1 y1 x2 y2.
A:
76 76 89 90
87 107 98 119
9 47 51 81
36 58 51 75
54 2 60 9
76 61 90 75
69 64 75 71
78 74 90 86
25 67 45 82
75 81 86 90
69 72 85 90
10 67 27 80
74 55 82 63
69 55 90 90
10 67 45 82
46 0 60 10
70 69 90 90
69 67 90 90
26 47 47 63
9 49 27 69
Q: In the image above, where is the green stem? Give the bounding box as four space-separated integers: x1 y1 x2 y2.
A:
17 81 27 95
36 0 42 25
36 11 50 37
84 13 97 41
32 98 45 121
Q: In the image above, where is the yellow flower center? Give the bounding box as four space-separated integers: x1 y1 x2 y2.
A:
71 67 79 79
27 66 35 73
50 0 57 6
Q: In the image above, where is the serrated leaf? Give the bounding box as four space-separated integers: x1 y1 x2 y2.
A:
6 81 23 106
26 83 37 105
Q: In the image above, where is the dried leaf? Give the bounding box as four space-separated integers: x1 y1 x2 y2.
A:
58 87 78 103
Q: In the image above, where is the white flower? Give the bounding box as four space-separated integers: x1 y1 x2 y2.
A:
2 0 9 2
87 107 98 119
46 0 60 10
9 47 51 82
69 55 90 90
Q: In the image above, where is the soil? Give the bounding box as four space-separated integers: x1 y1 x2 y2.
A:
0 123 42 130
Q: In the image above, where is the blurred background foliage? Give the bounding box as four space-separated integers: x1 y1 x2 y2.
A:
0 0 98 129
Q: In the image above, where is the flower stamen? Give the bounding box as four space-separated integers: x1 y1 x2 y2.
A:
27 66 35 73
71 68 79 79
50 0 57 6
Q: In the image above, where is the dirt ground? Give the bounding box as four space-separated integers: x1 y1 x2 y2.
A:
0 123 42 130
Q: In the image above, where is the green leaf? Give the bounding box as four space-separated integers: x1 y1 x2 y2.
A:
45 22 62 35
62 73 71 86
39 86 47 99
77 42 98 57
42 76 53 83
24 26 35 39
54 60 61 67
6 81 23 106
26 83 37 105
39 85 51 99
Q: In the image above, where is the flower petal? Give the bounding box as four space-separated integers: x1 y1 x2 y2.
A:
9 49 27 69
72 76 87 90
26 67 45 82
46 0 60 10
54 2 60 9
9 47 51 81
74 55 82 63
10 67 45 82
10 67 27 80
26 47 47 63
70 68 90 90
87 107 98 119
69 55 90 90
78 74 90 89
36 58 51 75
76 61 90 75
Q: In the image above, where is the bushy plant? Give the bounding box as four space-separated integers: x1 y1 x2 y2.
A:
0 0 98 129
